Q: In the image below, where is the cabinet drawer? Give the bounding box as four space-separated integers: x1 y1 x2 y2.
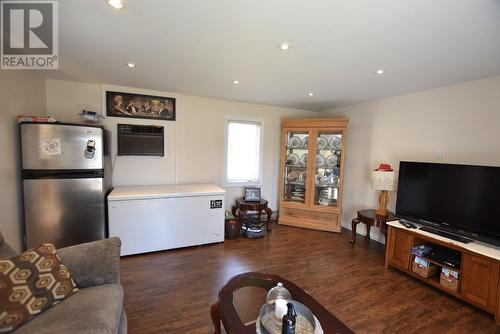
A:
279 207 340 232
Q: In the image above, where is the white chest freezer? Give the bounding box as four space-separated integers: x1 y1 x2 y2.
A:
107 184 225 256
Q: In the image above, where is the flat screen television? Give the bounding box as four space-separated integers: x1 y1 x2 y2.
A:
396 161 500 246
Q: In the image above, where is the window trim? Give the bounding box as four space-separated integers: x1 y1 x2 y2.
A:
223 116 264 188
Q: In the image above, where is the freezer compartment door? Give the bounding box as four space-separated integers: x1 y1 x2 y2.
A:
23 177 106 249
21 123 103 170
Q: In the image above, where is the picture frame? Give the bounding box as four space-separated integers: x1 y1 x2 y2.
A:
105 90 176 121
244 187 261 202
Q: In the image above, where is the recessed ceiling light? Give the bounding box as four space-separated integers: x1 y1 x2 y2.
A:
232 80 240 85
375 69 385 75
108 0 125 9
127 63 135 68
279 42 292 50
308 92 314 97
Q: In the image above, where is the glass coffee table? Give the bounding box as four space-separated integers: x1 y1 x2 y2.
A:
210 272 353 334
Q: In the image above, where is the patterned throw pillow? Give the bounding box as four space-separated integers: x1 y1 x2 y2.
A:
0 244 78 332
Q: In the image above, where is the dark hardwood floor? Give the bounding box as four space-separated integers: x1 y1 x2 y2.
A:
120 224 499 333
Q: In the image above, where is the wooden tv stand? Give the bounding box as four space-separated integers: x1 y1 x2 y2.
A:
385 221 500 324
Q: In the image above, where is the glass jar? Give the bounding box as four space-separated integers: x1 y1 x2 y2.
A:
266 282 292 323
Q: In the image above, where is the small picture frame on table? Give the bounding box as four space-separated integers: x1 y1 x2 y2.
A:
244 187 261 202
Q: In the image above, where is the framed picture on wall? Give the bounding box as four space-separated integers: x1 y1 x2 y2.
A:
105 90 176 121
244 187 261 202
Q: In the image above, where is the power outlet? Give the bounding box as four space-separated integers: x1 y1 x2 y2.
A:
433 148 443 160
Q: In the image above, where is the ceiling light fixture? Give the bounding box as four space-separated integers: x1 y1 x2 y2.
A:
108 0 125 9
232 80 240 85
308 92 314 97
127 63 136 68
375 69 385 75
279 42 292 50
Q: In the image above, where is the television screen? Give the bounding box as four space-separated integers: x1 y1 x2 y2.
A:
396 161 500 241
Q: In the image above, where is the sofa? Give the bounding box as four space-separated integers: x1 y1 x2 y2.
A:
0 232 127 334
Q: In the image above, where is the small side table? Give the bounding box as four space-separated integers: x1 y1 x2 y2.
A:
350 209 397 244
232 198 272 232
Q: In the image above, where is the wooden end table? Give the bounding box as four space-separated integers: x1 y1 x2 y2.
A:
350 209 397 244
210 272 354 334
232 198 272 231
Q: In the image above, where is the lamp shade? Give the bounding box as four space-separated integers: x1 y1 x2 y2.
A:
371 171 396 191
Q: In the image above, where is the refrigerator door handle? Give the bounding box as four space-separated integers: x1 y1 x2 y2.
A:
22 169 104 179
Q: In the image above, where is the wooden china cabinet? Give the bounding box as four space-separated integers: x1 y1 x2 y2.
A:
278 118 349 232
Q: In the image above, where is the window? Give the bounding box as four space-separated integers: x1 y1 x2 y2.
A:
224 117 263 186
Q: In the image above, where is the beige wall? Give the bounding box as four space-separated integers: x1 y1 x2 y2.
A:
176 95 313 210
46 79 315 211
0 72 46 251
46 81 178 186
10 75 499 248
320 75 500 243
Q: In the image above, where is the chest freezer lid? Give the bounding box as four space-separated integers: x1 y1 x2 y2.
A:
107 183 225 201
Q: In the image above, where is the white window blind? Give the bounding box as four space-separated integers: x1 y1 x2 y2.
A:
225 119 262 185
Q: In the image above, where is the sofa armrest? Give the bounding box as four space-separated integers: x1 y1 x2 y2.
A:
0 243 18 258
57 237 121 288
0 232 18 258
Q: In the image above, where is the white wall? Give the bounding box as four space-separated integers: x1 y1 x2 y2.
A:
176 95 312 210
46 79 316 211
0 72 46 251
320 75 500 243
5 74 499 249
46 81 178 186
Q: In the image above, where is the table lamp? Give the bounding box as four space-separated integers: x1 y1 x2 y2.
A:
371 164 396 217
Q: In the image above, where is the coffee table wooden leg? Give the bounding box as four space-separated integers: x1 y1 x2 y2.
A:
350 218 359 244
265 207 272 231
210 302 221 334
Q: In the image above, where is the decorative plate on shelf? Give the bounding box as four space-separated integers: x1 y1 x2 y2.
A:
317 197 330 206
300 153 308 165
301 137 308 149
289 136 302 148
316 137 328 150
291 195 305 200
287 170 300 182
315 174 336 186
286 153 300 165
329 137 341 150
291 191 305 196
298 171 307 182
326 154 338 167
316 154 326 167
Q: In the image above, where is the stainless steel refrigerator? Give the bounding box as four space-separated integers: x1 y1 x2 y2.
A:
20 122 110 249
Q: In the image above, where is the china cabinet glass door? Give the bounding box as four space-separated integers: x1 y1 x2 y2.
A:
313 130 342 208
283 130 309 204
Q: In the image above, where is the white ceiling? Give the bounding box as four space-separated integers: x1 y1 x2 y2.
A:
47 0 500 111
